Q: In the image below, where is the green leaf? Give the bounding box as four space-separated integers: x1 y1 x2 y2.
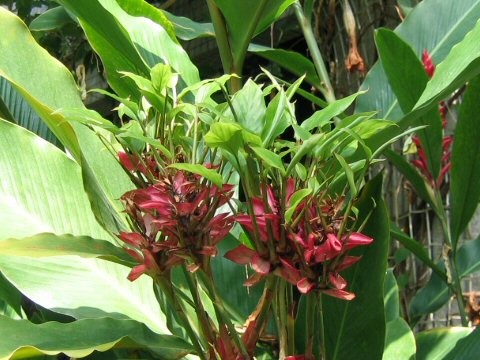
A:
0 316 193 360
0 234 134 267
0 273 23 319
0 119 110 241
163 10 214 40
262 90 289 146
383 318 416 360
301 92 365 131
413 18 480 116
356 0 480 120
285 188 312 222
29 6 73 32
385 149 437 213
204 122 243 152
410 235 480 319
384 269 400 323
416 327 472 360
0 77 59 146
249 43 321 88
214 0 295 69
286 133 324 175
228 79 266 135
323 175 389 360
168 163 224 187
450 76 480 246
334 153 356 196
390 224 446 282
442 326 480 360
375 28 443 179
250 146 285 175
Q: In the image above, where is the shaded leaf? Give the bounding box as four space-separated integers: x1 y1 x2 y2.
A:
0 316 192 360
416 327 472 360
29 6 73 31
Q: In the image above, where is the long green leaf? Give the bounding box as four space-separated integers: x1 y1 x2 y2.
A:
168 163 224 187
375 28 443 179
0 316 193 360
0 234 134 267
356 0 480 120
413 18 480 116
450 76 480 246
416 327 472 360
323 175 389 360
410 235 480 319
0 119 166 334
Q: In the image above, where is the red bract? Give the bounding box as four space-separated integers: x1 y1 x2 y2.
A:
119 168 234 281
411 50 453 189
226 180 374 300
118 151 158 178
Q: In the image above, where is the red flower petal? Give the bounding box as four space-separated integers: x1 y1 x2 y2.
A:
342 232 373 251
297 277 315 294
335 256 362 272
118 232 146 248
252 254 271 274
276 258 302 285
224 244 256 265
244 272 266 287
127 264 147 281
329 272 347 290
322 288 355 300
314 233 342 262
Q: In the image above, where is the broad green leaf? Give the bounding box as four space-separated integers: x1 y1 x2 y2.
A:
384 269 400 323
384 149 437 212
228 79 266 135
286 133 324 175
450 76 480 246
0 316 192 360
0 9 133 234
0 234 134 267
204 122 243 152
442 326 480 360
214 0 295 70
383 318 416 360
334 153 356 196
375 28 443 179
0 119 110 241
63 0 200 87
250 146 286 175
0 77 59 146
413 18 480 116
356 0 480 120
323 175 389 360
0 273 23 319
0 255 169 334
168 163 224 188
410 235 480 319
390 224 446 282
416 327 472 360
262 90 289 146
163 10 215 40
383 269 416 360
301 92 365 131
29 6 73 31
249 43 321 88
285 188 312 222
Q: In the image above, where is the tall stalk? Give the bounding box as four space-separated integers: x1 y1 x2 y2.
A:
293 1 336 105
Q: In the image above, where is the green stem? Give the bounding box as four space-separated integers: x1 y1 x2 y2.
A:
153 276 207 360
434 191 468 326
197 269 251 359
293 1 336 105
305 293 317 360
317 293 326 360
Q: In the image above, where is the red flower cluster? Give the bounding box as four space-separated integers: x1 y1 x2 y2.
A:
118 167 234 281
411 50 453 188
226 179 373 300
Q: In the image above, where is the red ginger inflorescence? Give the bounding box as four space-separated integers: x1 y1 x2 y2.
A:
118 162 234 281
411 50 452 189
225 179 373 301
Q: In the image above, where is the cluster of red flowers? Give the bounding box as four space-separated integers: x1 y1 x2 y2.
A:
118 153 234 280
225 179 373 301
411 50 452 189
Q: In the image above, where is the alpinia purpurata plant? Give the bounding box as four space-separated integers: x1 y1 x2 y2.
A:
2 0 480 359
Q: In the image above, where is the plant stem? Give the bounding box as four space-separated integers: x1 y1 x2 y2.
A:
305 293 317 360
435 191 468 326
154 276 207 360
197 269 251 359
317 293 326 360
293 1 336 105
